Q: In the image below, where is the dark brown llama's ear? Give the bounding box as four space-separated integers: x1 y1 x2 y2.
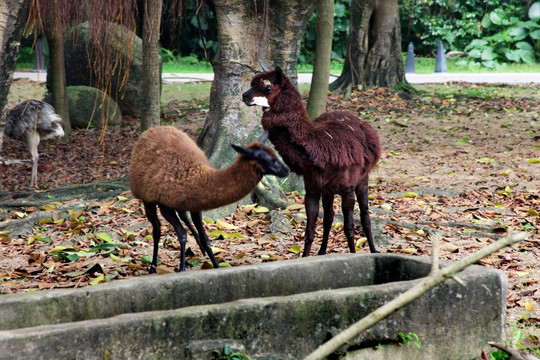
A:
260 63 270 72
275 66 283 85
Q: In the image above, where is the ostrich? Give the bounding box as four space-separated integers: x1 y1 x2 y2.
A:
4 99 65 186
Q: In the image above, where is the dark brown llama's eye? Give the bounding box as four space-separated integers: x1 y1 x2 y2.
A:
264 86 272 94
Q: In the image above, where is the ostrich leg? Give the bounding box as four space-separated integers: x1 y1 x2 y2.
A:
25 131 40 186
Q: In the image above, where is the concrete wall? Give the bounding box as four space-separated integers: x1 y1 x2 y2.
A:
0 254 507 359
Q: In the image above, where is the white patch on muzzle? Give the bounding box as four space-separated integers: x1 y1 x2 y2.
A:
252 96 270 108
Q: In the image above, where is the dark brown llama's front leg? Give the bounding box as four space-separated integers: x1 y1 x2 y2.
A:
303 191 321 257
356 182 378 253
341 188 357 253
318 194 335 255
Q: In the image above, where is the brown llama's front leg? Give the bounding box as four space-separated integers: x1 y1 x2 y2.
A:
177 210 206 256
303 191 321 257
143 202 161 274
356 182 378 253
318 194 335 255
341 188 357 253
191 211 220 269
159 204 189 271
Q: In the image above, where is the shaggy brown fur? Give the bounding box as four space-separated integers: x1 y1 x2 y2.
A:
242 66 381 255
129 126 289 272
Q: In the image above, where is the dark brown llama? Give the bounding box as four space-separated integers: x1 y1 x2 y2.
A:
242 66 381 255
129 126 289 272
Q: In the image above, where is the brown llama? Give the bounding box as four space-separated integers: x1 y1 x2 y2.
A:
242 66 381 255
129 126 289 272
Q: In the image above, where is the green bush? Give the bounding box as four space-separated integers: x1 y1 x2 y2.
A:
457 2 540 69
399 0 528 55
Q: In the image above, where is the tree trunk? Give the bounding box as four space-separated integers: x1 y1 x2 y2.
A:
330 0 405 94
306 0 334 120
0 0 27 156
140 0 162 132
43 4 71 142
198 0 315 218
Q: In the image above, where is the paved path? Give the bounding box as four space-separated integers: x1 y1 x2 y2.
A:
13 71 540 85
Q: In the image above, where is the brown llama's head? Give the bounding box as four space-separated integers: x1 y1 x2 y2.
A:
231 131 290 177
242 66 285 109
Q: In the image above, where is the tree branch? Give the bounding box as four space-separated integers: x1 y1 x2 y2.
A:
303 232 528 360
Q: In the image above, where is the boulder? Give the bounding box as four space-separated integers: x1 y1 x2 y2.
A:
44 86 121 129
51 22 161 119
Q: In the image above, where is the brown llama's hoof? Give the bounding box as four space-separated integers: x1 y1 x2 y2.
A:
149 265 157 274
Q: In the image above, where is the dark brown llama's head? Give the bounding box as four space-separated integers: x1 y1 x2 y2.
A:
242 66 285 109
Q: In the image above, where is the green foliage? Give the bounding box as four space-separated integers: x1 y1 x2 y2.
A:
399 0 528 55
300 0 350 65
397 332 421 349
489 326 540 359
160 0 217 61
212 345 251 360
458 2 540 69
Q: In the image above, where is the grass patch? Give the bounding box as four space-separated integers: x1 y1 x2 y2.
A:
161 83 212 104
410 56 540 74
16 44 540 74
162 59 214 73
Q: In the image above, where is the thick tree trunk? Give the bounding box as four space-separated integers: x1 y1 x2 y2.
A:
0 0 27 156
330 0 405 93
140 0 162 132
198 0 315 217
43 5 71 142
306 0 334 120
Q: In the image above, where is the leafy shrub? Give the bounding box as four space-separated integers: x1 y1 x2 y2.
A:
300 0 350 65
399 0 528 55
458 2 540 69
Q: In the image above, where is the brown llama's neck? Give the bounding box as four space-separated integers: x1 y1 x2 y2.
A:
200 158 262 209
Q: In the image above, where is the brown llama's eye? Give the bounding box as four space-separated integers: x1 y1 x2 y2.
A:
264 86 272 94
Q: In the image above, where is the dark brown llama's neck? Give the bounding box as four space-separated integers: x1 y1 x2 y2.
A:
262 77 313 139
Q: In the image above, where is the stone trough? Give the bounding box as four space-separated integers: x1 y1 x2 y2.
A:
0 254 506 359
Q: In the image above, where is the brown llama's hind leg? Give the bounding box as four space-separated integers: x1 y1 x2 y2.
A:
158 204 189 272
190 211 220 269
318 194 335 255
303 191 321 257
341 188 357 253
356 182 378 253
143 202 161 274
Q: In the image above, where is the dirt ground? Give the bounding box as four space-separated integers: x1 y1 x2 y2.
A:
1 79 539 354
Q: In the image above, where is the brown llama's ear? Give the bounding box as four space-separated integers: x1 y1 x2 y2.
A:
275 66 283 85
259 130 269 143
231 144 253 159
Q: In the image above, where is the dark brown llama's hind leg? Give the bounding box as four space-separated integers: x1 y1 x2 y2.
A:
318 194 335 255
158 204 189 272
341 188 357 253
303 191 321 257
143 202 161 274
356 181 378 253
177 211 206 256
190 211 220 269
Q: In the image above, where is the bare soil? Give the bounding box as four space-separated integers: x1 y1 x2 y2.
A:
1 79 539 353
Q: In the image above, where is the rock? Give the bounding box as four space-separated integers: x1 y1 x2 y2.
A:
53 22 161 119
44 86 121 129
